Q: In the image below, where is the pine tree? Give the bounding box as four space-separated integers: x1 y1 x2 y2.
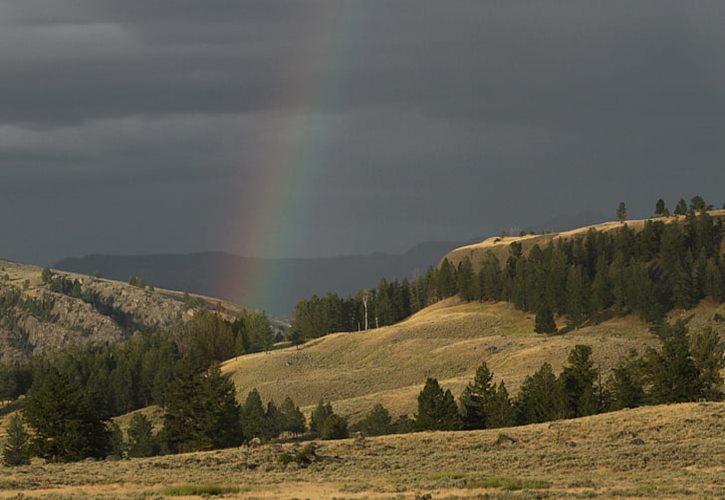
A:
559 345 598 417
437 259 457 299
240 389 267 441
674 198 688 216
415 378 461 431
161 362 203 453
590 257 612 313
487 381 516 428
127 413 156 457
25 369 111 462
704 257 725 301
515 363 566 424
457 258 478 301
240 310 275 353
264 401 283 439
480 253 502 301
198 366 243 448
358 403 394 436
690 195 708 212
2 413 30 466
566 266 589 326
162 362 242 453
311 400 334 435
646 321 702 404
545 242 568 314
279 397 306 435
616 202 627 223
511 258 528 310
321 414 349 440
689 328 724 400
607 357 645 411
655 198 666 217
459 362 497 429
108 421 124 459
0 365 18 403
534 305 557 334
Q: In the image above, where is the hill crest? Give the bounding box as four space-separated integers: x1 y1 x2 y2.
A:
0 259 239 365
445 209 725 268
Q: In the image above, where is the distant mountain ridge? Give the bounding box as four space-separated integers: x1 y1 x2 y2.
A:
55 242 463 317
55 212 608 317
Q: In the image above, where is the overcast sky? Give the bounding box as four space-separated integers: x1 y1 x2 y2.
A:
1 1 724 265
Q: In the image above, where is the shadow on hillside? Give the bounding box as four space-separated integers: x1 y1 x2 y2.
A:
0 397 24 417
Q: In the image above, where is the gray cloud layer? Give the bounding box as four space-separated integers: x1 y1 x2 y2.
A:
1 1 724 264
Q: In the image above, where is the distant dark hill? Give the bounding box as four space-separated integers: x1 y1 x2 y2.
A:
55 212 609 317
55 241 463 317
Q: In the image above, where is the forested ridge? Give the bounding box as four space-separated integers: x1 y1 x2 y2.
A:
290 203 724 340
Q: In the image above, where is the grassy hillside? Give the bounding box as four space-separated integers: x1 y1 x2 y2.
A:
445 209 725 269
222 297 723 421
0 402 722 498
0 259 240 364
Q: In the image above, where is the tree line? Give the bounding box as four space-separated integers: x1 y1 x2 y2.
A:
5 318 721 465
412 320 723 433
0 307 275 416
291 203 724 340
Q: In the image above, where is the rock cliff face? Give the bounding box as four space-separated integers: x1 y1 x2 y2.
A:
0 259 238 365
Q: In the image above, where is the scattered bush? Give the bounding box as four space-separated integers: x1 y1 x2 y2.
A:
278 444 317 466
160 484 241 496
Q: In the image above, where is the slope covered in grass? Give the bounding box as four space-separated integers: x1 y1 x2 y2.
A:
0 402 722 498
222 297 724 421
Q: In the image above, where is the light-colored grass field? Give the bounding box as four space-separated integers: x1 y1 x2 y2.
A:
221 298 723 422
0 402 722 498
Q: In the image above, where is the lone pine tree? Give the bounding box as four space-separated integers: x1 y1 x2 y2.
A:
534 305 557 334
616 202 627 223
655 198 666 216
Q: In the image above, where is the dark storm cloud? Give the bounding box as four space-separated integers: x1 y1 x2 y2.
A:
0 1 724 264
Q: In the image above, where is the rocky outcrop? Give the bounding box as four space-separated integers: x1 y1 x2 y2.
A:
0 259 239 365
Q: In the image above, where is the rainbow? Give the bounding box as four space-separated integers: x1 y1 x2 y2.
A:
225 4 362 315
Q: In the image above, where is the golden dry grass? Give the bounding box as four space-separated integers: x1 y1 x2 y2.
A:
445 209 725 268
219 298 725 422
0 402 722 498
